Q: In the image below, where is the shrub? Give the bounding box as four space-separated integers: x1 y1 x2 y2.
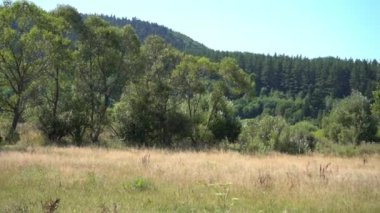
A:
322 91 377 144
38 113 71 143
209 114 241 143
125 177 155 191
239 116 288 153
277 121 318 154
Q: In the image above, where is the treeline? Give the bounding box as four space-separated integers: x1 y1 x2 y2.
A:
100 15 380 121
210 52 380 119
0 1 379 153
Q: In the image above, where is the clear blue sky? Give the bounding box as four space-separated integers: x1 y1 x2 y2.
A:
33 0 379 60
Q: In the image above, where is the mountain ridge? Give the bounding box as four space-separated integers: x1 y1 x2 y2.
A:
84 14 211 56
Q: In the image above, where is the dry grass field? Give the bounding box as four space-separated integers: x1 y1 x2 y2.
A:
0 147 379 212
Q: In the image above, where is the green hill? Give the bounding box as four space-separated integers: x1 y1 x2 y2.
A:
94 14 211 56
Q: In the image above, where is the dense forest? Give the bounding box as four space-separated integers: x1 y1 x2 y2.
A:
98 15 380 121
0 1 379 154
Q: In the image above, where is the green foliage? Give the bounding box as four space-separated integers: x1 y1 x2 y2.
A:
209 113 241 142
316 142 380 157
126 177 155 191
112 36 189 147
75 16 141 143
240 117 319 154
239 116 288 153
218 57 253 98
38 94 90 146
208 101 241 142
38 113 71 143
323 91 377 144
277 121 318 154
171 55 216 146
97 15 210 56
0 1 53 140
112 86 155 145
112 83 192 147
371 83 380 122
113 49 252 147
173 56 252 146
99 14 380 109
35 7 77 144
235 91 305 123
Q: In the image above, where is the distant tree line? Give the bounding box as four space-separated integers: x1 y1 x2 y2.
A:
211 52 379 118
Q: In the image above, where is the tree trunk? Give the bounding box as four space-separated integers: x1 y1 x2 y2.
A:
91 127 101 144
90 93 110 144
53 67 60 117
6 107 21 142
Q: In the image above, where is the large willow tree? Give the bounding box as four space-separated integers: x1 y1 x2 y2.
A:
0 1 57 140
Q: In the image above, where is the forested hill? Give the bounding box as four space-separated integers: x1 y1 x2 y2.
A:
98 14 380 105
91 14 211 56
100 15 380 120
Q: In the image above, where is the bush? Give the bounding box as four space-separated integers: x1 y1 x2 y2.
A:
209 114 241 143
38 109 89 146
239 116 288 153
38 113 71 143
277 121 318 154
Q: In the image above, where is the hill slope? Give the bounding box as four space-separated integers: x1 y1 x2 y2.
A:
94 14 211 56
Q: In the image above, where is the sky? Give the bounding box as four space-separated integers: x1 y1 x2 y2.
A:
33 0 379 60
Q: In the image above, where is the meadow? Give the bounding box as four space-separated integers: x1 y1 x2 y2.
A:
0 146 379 212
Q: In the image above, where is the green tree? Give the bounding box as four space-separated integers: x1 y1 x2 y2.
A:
372 83 380 140
44 5 91 145
239 115 288 153
208 100 241 142
34 9 78 143
372 83 380 120
51 5 85 39
172 56 253 145
76 16 140 143
171 55 216 145
0 1 51 141
322 91 377 144
205 57 252 143
114 39 253 147
113 35 187 147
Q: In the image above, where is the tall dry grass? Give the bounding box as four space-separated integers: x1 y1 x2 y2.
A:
0 147 379 212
